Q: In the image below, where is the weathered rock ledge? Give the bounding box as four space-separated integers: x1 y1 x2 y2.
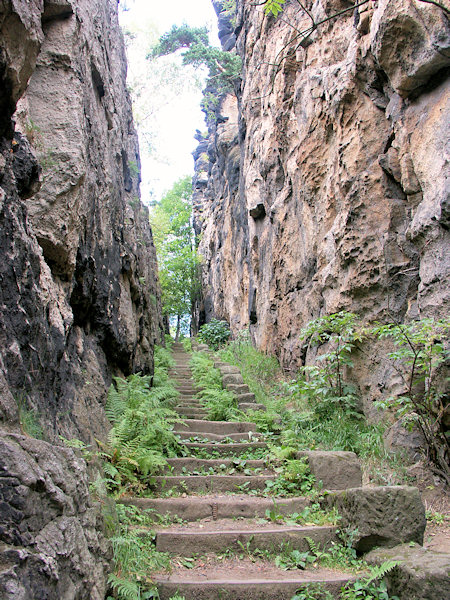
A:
0 0 163 596
193 0 449 422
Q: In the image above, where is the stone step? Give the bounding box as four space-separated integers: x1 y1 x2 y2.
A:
227 383 251 394
151 474 276 494
175 419 257 434
223 373 244 386
156 566 354 600
183 441 268 455
218 365 241 375
175 389 197 396
156 523 338 556
236 392 256 403
176 413 207 420
120 494 309 521
164 457 269 474
174 431 262 443
239 402 267 412
176 407 208 416
177 401 204 408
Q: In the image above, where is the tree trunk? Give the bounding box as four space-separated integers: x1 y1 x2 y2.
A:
175 314 181 341
163 314 170 335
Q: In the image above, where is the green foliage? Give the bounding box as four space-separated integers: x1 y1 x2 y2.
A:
100 360 183 495
154 345 175 371
264 0 286 16
200 388 241 421
264 502 340 527
107 503 171 599
221 0 237 26
181 337 193 352
151 24 242 96
189 351 242 420
275 548 316 570
15 394 44 439
149 176 201 335
189 351 222 387
265 456 316 497
211 318 409 484
426 508 447 525
371 318 450 483
218 328 280 405
340 561 400 600
299 311 361 400
291 584 333 600
197 318 231 350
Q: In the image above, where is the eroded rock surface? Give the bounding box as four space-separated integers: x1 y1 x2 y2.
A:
321 485 426 552
0 0 163 596
0 0 162 442
0 432 109 599
193 0 449 418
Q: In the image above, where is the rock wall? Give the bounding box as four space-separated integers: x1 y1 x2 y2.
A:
193 0 449 410
0 1 163 596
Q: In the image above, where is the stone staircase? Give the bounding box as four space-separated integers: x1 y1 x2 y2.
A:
118 342 449 599
122 343 369 599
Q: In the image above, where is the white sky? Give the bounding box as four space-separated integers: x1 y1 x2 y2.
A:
119 0 219 202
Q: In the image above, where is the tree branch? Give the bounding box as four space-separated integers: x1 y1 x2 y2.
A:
416 0 450 15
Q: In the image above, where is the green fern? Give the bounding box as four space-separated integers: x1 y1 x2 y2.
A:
364 560 400 586
102 347 185 494
107 574 141 600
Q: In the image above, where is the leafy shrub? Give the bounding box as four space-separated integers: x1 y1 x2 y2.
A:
298 311 360 401
100 354 183 495
181 337 192 352
197 318 231 350
371 317 450 484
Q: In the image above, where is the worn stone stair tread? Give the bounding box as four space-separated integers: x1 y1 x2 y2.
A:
156 557 355 586
150 474 276 493
120 494 310 520
182 441 268 454
175 419 258 434
236 392 256 403
173 431 262 442
176 415 207 420
165 457 269 471
156 524 338 554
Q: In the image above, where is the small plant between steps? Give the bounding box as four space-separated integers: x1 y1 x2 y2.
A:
189 351 244 420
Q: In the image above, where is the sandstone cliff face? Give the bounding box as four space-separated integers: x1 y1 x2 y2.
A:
0 1 162 596
194 0 449 412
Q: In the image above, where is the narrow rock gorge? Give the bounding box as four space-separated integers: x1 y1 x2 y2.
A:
0 1 162 596
0 0 449 598
193 0 449 418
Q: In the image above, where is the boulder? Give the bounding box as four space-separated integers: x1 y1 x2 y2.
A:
297 451 362 491
365 543 450 600
321 486 426 552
